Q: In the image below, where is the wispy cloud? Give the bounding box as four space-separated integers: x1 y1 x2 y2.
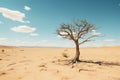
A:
0 38 8 41
92 30 101 35
30 33 39 36
24 6 31 11
57 32 68 38
104 39 116 42
11 25 36 33
0 7 25 23
57 35 63 38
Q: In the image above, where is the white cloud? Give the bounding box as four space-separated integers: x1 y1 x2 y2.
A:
30 33 39 36
60 32 68 35
57 35 68 38
0 7 25 22
24 6 31 11
11 25 36 33
57 35 62 38
0 38 8 41
92 30 101 35
57 32 68 38
104 39 116 42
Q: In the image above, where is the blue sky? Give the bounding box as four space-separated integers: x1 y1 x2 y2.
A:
0 0 120 47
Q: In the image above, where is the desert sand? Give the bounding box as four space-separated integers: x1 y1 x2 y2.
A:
0 46 120 80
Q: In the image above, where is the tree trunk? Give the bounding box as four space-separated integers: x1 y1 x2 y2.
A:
73 40 80 62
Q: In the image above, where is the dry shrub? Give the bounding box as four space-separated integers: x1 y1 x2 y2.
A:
62 52 69 58
62 49 69 58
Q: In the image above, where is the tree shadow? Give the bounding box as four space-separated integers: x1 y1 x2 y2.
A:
79 59 120 66
55 59 120 66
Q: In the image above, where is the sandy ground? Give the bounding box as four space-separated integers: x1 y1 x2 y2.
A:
0 46 120 80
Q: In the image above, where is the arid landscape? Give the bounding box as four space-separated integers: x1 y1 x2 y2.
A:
0 46 120 80
0 0 120 80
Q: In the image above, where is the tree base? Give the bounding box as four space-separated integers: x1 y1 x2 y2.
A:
71 58 81 63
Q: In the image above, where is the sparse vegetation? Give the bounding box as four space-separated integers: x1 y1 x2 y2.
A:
39 63 47 71
0 72 6 76
39 63 47 68
62 52 69 58
1 49 5 53
62 49 69 58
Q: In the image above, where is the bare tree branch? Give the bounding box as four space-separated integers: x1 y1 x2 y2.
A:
79 35 97 45
56 19 98 42
57 24 75 40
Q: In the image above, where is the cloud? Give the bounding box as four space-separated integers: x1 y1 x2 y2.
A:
60 32 68 35
0 7 25 22
57 32 69 38
104 39 116 42
92 30 101 35
11 25 36 33
24 6 31 11
57 35 62 38
30 33 39 36
0 38 8 41
57 35 67 38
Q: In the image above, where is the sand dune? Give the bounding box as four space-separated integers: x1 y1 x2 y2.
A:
0 46 120 80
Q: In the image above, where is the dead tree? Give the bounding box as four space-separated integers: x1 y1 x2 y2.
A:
57 19 98 63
